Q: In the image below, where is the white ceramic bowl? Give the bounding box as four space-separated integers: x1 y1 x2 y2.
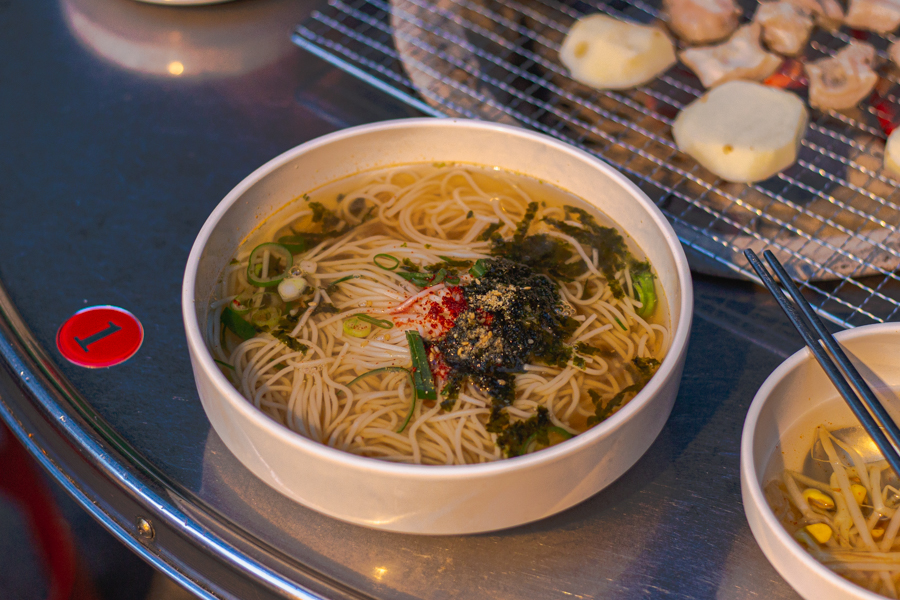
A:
182 118 694 534
742 323 900 599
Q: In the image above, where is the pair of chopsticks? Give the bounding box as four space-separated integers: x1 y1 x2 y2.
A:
744 249 900 475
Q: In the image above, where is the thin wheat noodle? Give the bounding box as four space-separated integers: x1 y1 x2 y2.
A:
211 164 668 465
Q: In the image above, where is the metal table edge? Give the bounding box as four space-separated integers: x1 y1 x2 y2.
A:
0 279 332 600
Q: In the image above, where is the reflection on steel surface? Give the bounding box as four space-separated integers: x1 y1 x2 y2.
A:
294 0 900 329
60 0 304 78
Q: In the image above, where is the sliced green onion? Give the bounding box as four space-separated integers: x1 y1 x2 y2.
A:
277 235 307 253
520 426 574 455
260 290 286 310
469 259 488 278
214 359 236 371
347 366 417 433
348 366 409 387
277 276 307 302
548 426 574 440
633 271 657 318
356 314 393 329
437 256 472 267
396 271 433 287
613 316 627 331
520 432 540 455
405 330 437 401
327 275 357 290
374 254 400 270
395 268 450 288
398 395 417 433
221 306 257 340
343 316 371 338
247 243 292 287
250 306 280 330
229 290 254 315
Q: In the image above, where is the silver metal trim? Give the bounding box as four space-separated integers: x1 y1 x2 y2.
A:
0 278 328 600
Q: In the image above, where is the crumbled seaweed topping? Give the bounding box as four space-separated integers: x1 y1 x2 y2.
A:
478 221 503 241
486 201 634 286
587 357 660 425
281 199 354 250
489 232 586 282
309 201 341 231
495 406 552 457
310 301 340 317
254 306 308 355
273 330 307 353
433 258 578 430
543 206 630 297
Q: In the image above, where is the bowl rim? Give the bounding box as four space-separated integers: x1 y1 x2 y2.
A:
741 322 900 599
181 117 694 478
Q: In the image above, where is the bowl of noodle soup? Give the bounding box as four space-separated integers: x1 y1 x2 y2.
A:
742 323 900 599
183 118 693 534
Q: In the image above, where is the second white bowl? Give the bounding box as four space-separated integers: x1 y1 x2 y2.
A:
742 323 900 599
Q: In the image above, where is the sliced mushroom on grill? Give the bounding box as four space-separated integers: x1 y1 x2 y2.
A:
663 0 741 44
845 0 900 33
680 23 783 88
890 38 900 67
754 1 815 55
785 0 844 28
805 41 879 110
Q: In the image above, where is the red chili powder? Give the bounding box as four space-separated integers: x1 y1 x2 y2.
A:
423 286 468 333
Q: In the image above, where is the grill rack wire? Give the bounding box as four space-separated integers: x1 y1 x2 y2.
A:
294 0 900 329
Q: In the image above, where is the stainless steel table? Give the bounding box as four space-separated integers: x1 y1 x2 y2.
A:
0 0 820 597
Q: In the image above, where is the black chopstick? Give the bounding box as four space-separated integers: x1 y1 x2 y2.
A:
744 249 900 476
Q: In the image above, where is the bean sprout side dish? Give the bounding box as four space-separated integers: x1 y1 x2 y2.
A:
768 426 900 597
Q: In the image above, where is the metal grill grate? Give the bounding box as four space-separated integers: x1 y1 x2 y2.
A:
293 0 900 328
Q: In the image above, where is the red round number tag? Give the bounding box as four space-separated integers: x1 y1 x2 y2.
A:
56 306 144 368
